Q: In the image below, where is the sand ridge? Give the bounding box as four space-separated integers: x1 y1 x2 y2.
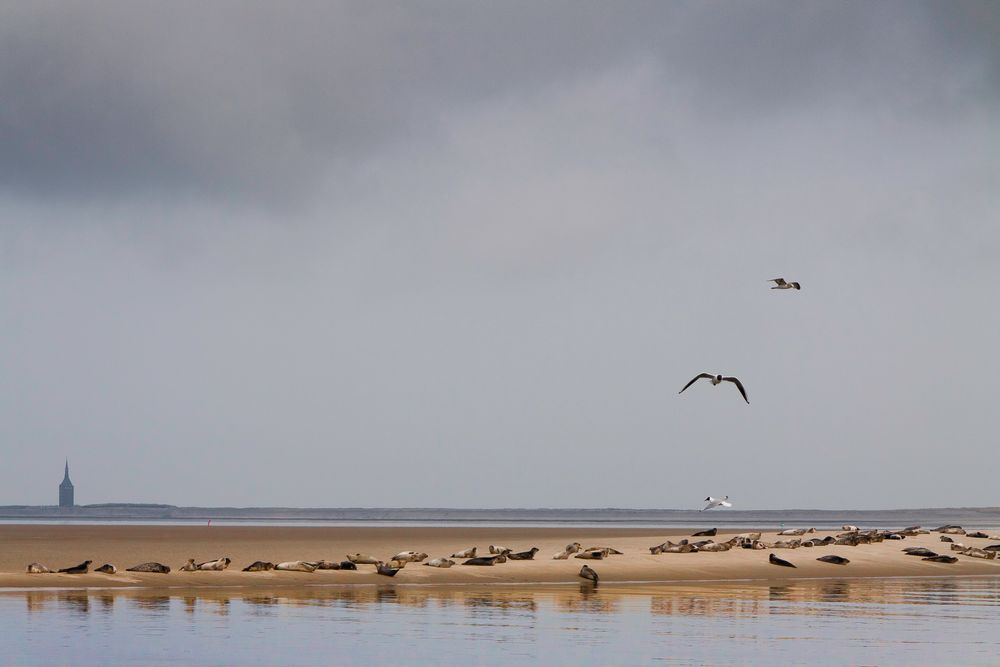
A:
2 524 998 589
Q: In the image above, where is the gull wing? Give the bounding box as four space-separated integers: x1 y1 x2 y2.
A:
701 501 715 511
722 376 749 404
719 500 733 508
679 373 714 394
769 278 786 285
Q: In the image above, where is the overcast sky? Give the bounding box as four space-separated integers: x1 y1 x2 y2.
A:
2 1 998 509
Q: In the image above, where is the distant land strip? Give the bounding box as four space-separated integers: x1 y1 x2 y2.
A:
0 505 998 527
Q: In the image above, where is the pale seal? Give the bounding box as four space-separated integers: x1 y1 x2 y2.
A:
451 547 477 559
957 547 995 560
423 558 455 568
391 551 428 563
179 559 198 571
197 557 231 571
578 565 599 583
58 560 92 574
777 528 807 536
816 555 850 565
574 550 606 560
243 561 275 572
275 561 317 572
26 562 54 574
347 553 380 565
507 547 539 561
126 562 170 573
841 525 859 532
489 545 512 555
552 543 581 560
95 563 118 574
768 553 796 568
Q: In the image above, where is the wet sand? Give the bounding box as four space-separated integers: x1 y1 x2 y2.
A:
2 524 997 589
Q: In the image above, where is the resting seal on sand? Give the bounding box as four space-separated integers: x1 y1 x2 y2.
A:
126 562 170 573
58 560 92 574
507 547 540 561
817 555 850 565
95 563 117 574
552 543 581 560
940 536 954 542
579 565 599 583
957 547 996 560
375 561 400 577
275 561 317 572
903 547 937 557
243 561 275 572
391 551 428 563
922 555 958 563
841 525 859 532
26 563 54 574
347 553 380 565
423 558 455 568
308 560 341 570
339 561 358 570
489 545 512 555
463 555 503 566
450 547 477 559
197 557 231 571
575 550 607 560
692 528 717 537
769 554 796 568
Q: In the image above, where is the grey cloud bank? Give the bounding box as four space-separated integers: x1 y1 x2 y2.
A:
1 2 998 508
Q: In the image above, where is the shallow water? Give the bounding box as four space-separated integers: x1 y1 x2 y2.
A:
4 577 999 665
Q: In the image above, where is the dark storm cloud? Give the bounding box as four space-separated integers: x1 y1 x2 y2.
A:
1 1 996 203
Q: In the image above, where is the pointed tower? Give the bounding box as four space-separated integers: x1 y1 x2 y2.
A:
59 460 74 507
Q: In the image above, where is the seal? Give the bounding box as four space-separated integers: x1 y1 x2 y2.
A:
450 547 477 559
579 565 599 583
903 547 937 557
94 563 118 574
507 547 540 561
552 543 581 560
841 525 859 532
375 561 400 577
275 561 317 572
126 562 170 573
243 561 275 572
423 558 455 568
463 555 503 566
777 528 807 536
940 536 954 542
347 553 380 565
391 551 428 563
966 531 989 539
817 555 850 565
584 546 623 555
58 560 92 574
25 562 54 573
197 557 231 571
922 555 958 563
692 528 717 537
489 545 512 555
339 561 358 570
308 560 341 570
387 559 408 569
179 559 199 571
769 553 796 568
574 550 606 560
957 547 995 560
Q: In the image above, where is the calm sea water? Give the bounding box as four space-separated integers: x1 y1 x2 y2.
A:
3 577 999 665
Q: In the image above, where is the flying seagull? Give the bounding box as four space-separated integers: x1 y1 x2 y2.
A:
679 373 749 404
769 278 800 290
702 496 732 511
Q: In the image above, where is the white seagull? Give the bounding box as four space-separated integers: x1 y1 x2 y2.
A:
769 278 801 290
702 496 733 511
679 373 749 404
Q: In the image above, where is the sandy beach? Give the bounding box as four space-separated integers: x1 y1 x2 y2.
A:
1 524 998 589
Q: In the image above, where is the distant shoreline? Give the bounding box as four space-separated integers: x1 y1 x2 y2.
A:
1 505 997 529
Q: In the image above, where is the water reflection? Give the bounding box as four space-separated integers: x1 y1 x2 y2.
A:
4 577 999 665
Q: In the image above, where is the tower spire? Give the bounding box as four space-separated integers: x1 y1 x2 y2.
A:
63 459 70 482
